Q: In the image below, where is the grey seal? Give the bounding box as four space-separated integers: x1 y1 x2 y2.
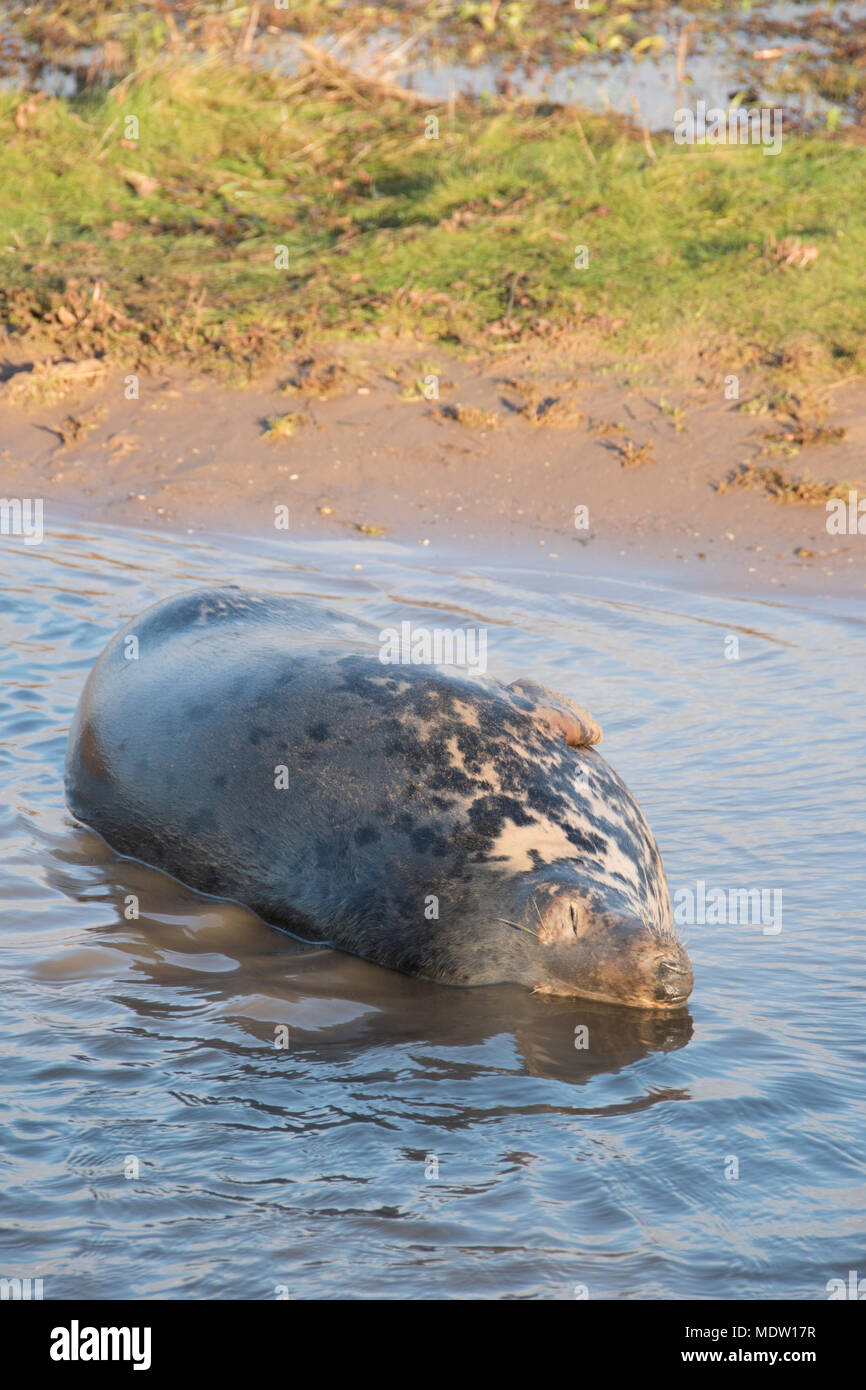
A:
65 587 693 1008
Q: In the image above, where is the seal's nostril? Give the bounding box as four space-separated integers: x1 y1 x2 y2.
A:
655 956 692 1003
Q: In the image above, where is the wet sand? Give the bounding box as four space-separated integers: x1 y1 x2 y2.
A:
2 344 864 600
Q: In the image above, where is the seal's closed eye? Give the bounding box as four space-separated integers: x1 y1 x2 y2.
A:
508 678 602 748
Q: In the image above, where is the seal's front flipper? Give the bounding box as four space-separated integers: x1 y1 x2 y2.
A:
508 678 602 748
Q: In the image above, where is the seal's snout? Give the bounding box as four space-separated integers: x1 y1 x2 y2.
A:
654 948 694 1006
523 886 693 1009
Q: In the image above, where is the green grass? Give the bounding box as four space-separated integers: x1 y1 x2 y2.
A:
1 57 864 382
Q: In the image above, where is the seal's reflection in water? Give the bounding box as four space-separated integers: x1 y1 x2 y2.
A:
51 825 692 1088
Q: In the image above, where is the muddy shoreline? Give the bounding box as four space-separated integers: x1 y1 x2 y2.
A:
3 347 864 601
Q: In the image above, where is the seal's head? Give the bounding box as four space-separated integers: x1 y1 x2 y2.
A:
468 676 694 1008
497 875 693 1009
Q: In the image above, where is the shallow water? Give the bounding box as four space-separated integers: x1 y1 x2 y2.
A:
264 3 866 129
0 522 863 1300
271 1 866 127
5 1 866 125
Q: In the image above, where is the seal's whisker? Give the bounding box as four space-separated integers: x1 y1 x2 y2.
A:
498 917 538 938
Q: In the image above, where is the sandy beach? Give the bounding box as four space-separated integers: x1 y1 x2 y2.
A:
3 342 864 600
